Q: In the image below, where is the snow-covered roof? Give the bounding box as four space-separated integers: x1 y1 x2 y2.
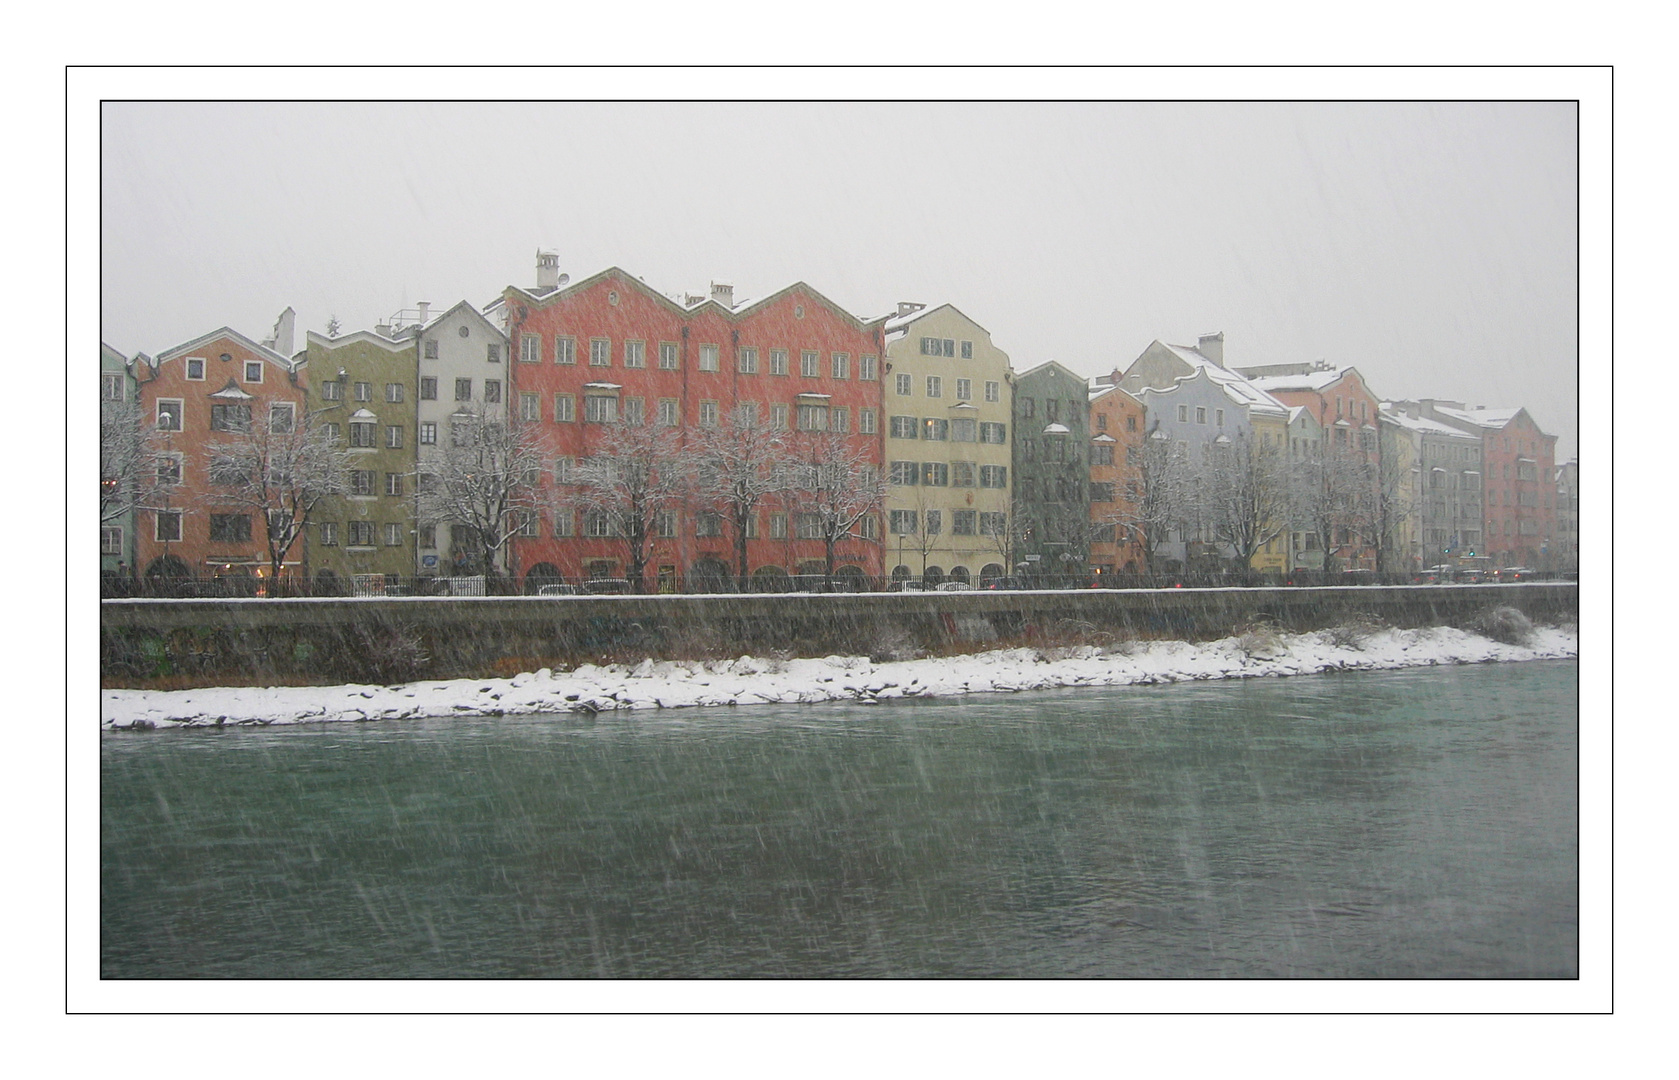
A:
1042 422 1071 434
1091 433 1117 443
1379 408 1475 439
1245 368 1347 393
1432 404 1523 430
349 408 377 420
208 379 254 400
1156 342 1289 417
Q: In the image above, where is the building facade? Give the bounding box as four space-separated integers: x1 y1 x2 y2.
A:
303 328 419 591
881 304 1014 586
1085 383 1146 579
502 261 888 589
1011 361 1093 582
133 322 306 590
1380 403 1485 571
100 342 138 578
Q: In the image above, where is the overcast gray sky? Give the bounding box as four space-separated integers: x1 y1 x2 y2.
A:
101 100 1578 459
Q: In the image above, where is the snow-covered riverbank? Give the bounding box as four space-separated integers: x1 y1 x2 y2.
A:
100 623 1578 731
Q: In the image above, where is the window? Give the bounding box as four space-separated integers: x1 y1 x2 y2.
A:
923 510 942 535
926 376 942 398
690 400 715 428
1045 398 1059 423
889 461 919 486
860 354 878 381
210 403 251 432
244 361 263 383
319 521 338 546
952 510 977 536
556 337 576 365
514 513 539 538
184 359 205 382
424 339 440 360
919 337 955 357
980 512 1006 536
736 401 759 427
980 421 1007 444
923 418 949 441
552 509 574 538
951 461 977 487
1215 408 1224 427
420 377 437 400
585 395 618 423
896 373 913 396
796 404 827 431
1090 482 1115 502
349 521 375 547
1127 415 1137 432
350 470 375 496
321 380 342 401
890 415 919 439
419 422 436 445
658 398 679 427
801 351 819 377
354 382 372 402
455 378 472 401
484 380 501 404
979 465 1007 488
269 403 295 433
890 509 918 535
386 473 404 497
1196 407 1207 425
349 419 376 447
700 344 720 372
555 394 576 423
590 338 611 366
859 408 877 435
829 407 849 433
796 514 823 540
770 513 788 539
955 378 972 401
985 380 1000 403
1020 438 1036 462
209 514 251 543
386 425 404 449
624 340 646 368
696 513 723 538
585 513 614 538
770 404 789 430
1178 405 1189 422
623 397 645 426
769 349 788 375
155 453 183 486
487 344 502 364
951 418 977 442
921 462 949 487
1021 398 1035 419
659 342 678 370
1046 437 1067 463
385 383 404 403
1092 444 1114 466
417 524 436 549
739 347 759 374
154 511 182 542
831 353 849 379
324 422 341 444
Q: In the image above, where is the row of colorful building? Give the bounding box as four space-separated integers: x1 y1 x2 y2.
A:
100 253 1578 592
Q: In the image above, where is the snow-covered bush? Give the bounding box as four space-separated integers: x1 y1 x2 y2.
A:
1324 613 1387 651
1236 617 1285 659
1475 605 1534 646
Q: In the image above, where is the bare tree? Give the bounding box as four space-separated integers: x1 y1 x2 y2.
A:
1205 434 1292 576
202 404 352 592
688 407 792 591
100 396 170 524
787 430 885 589
568 419 687 593
1109 430 1194 576
418 408 550 586
1291 442 1372 576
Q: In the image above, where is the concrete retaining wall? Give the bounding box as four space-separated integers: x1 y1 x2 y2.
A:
100 583 1578 688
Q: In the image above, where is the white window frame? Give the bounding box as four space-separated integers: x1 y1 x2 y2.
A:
699 344 720 372
153 510 182 542
520 392 541 422
555 394 576 423
624 340 646 368
156 399 183 431
659 341 679 370
184 358 206 382
521 334 542 363
769 349 788 376
801 350 819 378
556 336 576 365
244 360 264 383
590 338 611 367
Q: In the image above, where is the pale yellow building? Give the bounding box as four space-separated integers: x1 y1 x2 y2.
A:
881 304 1013 586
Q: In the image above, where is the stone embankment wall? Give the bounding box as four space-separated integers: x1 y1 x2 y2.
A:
100 583 1578 689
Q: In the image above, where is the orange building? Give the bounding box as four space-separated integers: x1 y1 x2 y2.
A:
498 261 889 589
1086 383 1147 580
133 315 308 590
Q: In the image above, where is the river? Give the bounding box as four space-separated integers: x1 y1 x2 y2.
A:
100 659 1577 978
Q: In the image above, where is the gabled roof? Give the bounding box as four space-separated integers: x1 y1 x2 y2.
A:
504 266 887 332
419 299 510 341
1150 341 1289 417
1430 404 1528 432
156 326 296 371
883 302 990 337
305 328 414 353
1245 365 1371 398
1013 359 1085 383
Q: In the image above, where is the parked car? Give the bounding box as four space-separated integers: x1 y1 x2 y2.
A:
537 583 580 596
1496 566 1537 582
1414 566 1452 585
582 578 631 594
935 581 975 592
1455 569 1486 584
889 580 929 592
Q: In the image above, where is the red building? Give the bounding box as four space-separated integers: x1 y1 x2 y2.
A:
499 262 889 589
132 318 308 590
1405 400 1559 569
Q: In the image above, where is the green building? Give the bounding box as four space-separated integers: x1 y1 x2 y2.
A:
1010 360 1092 584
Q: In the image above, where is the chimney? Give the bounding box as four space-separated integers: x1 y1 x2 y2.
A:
536 250 561 290
710 282 734 309
416 301 431 326
1197 331 1224 367
265 307 296 356
896 301 925 319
